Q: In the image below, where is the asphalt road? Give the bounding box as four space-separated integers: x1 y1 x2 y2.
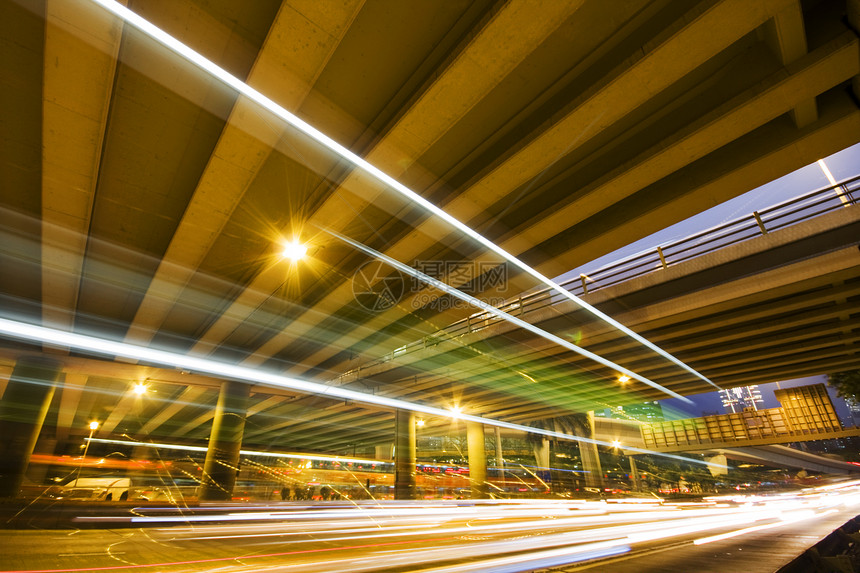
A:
1 485 858 573
554 504 858 572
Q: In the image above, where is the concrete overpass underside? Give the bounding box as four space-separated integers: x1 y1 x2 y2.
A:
716 445 860 475
334 204 860 427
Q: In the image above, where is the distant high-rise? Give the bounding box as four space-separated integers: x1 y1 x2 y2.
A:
594 401 664 422
720 385 763 413
844 397 860 426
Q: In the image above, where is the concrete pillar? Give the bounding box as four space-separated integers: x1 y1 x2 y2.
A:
131 443 153 466
532 436 551 491
26 436 57 487
706 454 728 478
494 426 504 479
0 358 61 498
199 380 249 501
126 443 153 488
394 409 416 500
580 412 604 489
629 456 641 492
375 444 393 460
466 421 487 499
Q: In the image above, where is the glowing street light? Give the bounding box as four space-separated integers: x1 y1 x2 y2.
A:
618 375 630 384
132 382 148 395
416 418 425 427
75 421 100 487
281 240 307 262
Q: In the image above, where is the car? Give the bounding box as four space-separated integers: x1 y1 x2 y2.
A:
50 477 131 501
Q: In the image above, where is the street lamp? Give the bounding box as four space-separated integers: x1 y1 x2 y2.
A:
74 421 99 487
281 240 307 262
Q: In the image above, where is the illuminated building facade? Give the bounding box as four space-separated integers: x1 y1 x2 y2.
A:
595 401 664 423
720 385 764 413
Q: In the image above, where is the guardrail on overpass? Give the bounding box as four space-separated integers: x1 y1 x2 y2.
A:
336 174 860 384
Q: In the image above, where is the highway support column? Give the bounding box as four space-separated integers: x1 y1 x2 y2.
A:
629 456 641 492
494 426 504 479
394 409 416 500
0 357 61 498
466 421 487 499
199 380 249 501
581 412 604 489
533 435 551 492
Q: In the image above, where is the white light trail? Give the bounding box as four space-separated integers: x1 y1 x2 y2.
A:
330 229 690 401
818 158 850 206
86 0 718 391
9 489 860 573
818 159 838 186
90 437 207 454
89 437 382 466
693 508 837 545
0 318 721 468
693 521 788 545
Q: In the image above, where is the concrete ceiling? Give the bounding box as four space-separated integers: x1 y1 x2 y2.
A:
1 0 859 455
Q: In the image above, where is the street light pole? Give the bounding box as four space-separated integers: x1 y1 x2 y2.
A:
74 421 99 487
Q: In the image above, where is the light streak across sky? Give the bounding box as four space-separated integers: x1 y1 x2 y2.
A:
0 317 719 468
88 437 379 466
85 0 718 392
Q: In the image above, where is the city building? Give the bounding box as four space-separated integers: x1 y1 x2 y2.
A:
595 401 664 423
720 386 764 414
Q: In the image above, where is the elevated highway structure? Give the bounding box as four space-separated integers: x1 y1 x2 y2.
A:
333 187 860 428
592 383 860 477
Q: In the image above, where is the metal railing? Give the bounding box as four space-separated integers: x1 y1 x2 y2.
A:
336 174 860 383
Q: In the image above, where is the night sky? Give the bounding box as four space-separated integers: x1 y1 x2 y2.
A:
657 375 855 427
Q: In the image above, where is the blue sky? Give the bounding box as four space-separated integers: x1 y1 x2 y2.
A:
658 375 856 426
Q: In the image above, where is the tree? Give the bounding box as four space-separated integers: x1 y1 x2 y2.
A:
827 370 860 401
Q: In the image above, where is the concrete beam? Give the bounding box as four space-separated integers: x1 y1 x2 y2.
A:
762 1 817 127
125 0 365 346
255 0 801 373
136 385 210 436
508 31 858 269
41 0 124 332
204 0 586 365
532 91 860 278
